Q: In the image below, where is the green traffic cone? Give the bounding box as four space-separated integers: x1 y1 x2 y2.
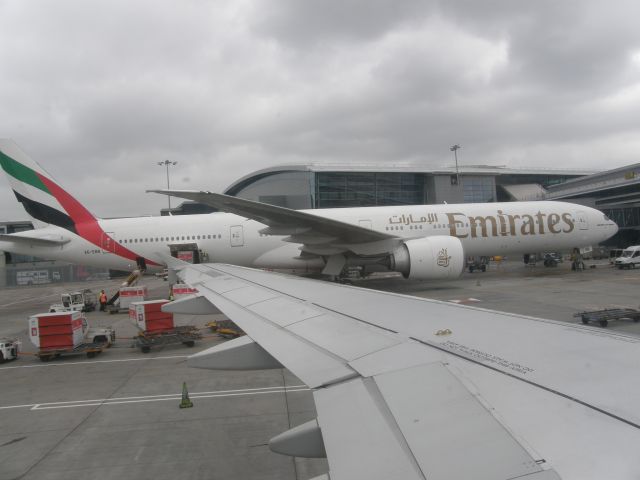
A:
179 382 193 409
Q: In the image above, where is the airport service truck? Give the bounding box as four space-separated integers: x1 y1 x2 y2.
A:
0 338 20 362
49 290 97 313
29 311 116 361
614 245 640 269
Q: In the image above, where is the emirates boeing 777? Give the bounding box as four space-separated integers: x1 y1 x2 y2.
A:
0 140 618 281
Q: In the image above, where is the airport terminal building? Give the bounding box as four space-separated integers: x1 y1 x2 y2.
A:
164 161 640 245
165 163 587 213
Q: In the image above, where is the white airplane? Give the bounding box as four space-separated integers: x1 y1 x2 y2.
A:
0 139 618 280
165 259 640 480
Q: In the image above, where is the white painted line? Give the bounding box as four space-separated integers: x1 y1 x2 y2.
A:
0 292 60 308
0 385 309 411
0 354 189 370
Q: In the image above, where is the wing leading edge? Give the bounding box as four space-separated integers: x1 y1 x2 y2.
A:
165 262 640 480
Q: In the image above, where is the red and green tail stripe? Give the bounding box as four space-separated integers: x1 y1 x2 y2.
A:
0 148 159 266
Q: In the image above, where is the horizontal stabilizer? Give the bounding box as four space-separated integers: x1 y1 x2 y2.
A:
0 232 70 246
188 335 283 370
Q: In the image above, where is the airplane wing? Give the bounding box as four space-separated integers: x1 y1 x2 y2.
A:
0 232 70 246
148 190 401 260
164 261 640 480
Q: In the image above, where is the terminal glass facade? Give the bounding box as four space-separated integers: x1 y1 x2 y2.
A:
462 176 496 203
315 172 426 208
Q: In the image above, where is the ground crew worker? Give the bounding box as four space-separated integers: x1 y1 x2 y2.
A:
99 290 108 311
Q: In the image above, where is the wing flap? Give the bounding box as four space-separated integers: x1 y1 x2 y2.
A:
373 362 545 480
313 377 425 480
315 366 558 480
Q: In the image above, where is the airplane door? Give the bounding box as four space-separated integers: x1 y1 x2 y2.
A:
230 225 244 247
576 211 589 230
101 232 116 253
359 220 372 230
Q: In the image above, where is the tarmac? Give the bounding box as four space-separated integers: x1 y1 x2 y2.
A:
1 259 639 480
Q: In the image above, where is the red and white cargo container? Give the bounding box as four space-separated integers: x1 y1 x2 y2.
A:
119 286 148 309
130 300 174 333
29 311 85 350
171 284 198 301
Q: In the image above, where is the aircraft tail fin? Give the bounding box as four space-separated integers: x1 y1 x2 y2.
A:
0 139 98 232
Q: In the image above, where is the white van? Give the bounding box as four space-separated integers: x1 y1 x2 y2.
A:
614 246 640 269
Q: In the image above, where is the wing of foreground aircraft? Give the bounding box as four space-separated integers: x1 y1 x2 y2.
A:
164 260 640 480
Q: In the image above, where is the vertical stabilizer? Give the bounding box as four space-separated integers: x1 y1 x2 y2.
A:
0 140 98 232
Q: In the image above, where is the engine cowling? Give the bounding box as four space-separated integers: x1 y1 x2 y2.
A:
390 236 465 280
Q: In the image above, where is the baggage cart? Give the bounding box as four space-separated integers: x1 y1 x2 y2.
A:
133 326 202 353
574 308 640 327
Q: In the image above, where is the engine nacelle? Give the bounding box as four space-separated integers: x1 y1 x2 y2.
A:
390 236 465 280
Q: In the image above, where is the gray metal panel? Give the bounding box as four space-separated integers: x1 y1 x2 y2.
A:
348 340 444 378
198 280 357 388
286 314 401 362
221 285 280 306
162 295 219 315
200 275 249 293
374 362 541 480
314 378 424 480
247 296 324 327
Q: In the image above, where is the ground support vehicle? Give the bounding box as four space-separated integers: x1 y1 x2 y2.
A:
574 308 640 327
133 326 202 353
614 246 640 269
29 311 116 361
36 342 107 362
206 320 245 339
466 256 489 273
49 290 97 313
542 252 563 267
0 339 20 362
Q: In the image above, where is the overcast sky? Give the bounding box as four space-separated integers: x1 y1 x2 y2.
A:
1 0 640 220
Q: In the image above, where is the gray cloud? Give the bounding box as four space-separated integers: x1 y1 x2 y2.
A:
1 0 640 221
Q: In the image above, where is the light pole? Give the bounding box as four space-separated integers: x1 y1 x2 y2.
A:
157 160 178 210
450 144 461 185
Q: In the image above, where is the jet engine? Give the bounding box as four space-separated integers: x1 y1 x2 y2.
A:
389 236 465 280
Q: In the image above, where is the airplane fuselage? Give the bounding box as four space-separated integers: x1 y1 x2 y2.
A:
0 201 617 273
